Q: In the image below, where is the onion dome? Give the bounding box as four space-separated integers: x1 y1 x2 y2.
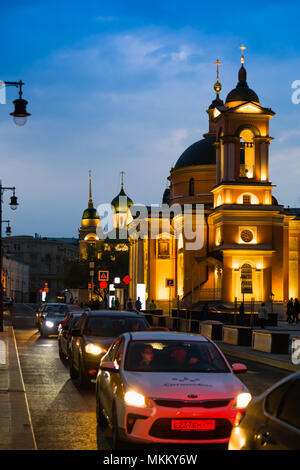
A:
162 187 171 204
174 136 216 169
226 47 259 104
111 185 133 213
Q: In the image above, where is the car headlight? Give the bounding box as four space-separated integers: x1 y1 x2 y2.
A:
45 321 54 328
85 344 106 356
234 392 252 409
124 390 152 408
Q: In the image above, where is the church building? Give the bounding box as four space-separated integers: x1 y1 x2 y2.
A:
128 50 300 314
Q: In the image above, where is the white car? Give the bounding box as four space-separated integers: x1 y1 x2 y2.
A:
95 331 252 449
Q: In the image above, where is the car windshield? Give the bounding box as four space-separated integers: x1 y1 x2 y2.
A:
124 340 230 373
46 305 69 316
83 316 148 337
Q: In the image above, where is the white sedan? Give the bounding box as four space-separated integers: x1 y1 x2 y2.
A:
95 331 252 449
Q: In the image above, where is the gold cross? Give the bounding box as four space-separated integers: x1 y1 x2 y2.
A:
240 45 246 64
214 59 222 79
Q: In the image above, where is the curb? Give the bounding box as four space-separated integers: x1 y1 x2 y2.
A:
217 342 299 373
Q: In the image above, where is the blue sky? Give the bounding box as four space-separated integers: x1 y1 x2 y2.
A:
1 0 300 237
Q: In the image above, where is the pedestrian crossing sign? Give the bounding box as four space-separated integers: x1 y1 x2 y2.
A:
98 271 109 281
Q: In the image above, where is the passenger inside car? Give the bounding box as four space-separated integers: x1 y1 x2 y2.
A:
138 345 155 369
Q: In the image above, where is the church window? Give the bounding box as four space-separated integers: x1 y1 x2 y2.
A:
239 129 255 178
241 263 253 294
157 238 170 258
189 178 195 196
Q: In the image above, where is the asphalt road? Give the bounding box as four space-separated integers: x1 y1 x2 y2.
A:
10 303 291 450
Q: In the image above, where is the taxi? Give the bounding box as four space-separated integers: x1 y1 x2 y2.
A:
95 331 252 448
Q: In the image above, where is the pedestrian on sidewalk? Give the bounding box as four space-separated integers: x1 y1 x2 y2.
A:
293 298 300 324
135 297 142 312
239 301 245 325
286 298 294 324
258 302 268 329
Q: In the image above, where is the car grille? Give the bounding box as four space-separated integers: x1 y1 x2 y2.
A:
153 399 232 408
149 418 232 440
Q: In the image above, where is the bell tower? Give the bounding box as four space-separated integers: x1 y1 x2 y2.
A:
211 47 275 208
208 48 287 305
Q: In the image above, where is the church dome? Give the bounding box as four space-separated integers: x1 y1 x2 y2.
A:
82 207 99 220
174 137 216 169
111 186 133 212
225 65 259 104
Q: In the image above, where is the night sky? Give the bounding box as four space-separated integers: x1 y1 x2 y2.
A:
1 0 300 237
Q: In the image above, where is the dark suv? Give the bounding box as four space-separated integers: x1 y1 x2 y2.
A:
69 310 149 388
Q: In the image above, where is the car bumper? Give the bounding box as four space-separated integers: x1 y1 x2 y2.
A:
115 400 238 445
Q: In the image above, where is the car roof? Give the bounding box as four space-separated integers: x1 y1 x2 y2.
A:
126 331 209 342
84 310 145 318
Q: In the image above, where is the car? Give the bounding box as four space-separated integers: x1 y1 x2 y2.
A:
37 303 69 338
228 371 300 450
58 312 82 361
69 310 150 388
95 330 251 449
3 296 13 308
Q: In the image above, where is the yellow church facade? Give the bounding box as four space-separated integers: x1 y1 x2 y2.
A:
129 54 300 315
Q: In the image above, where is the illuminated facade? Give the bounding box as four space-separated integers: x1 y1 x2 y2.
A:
129 52 300 314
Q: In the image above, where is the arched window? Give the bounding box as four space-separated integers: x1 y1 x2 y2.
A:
241 263 253 294
189 178 194 196
240 129 255 178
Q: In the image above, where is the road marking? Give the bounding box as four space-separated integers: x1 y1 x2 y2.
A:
12 328 38 450
0 340 6 365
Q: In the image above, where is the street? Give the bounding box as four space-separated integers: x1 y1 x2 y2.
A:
11 304 291 450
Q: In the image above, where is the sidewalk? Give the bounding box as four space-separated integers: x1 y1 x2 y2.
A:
216 321 300 373
0 318 36 450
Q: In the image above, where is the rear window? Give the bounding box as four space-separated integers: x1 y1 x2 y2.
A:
46 305 69 316
83 316 148 337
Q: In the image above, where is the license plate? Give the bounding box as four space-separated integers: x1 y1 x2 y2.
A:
171 419 215 431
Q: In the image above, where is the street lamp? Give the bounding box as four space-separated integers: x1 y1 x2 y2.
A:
0 183 19 331
3 80 31 126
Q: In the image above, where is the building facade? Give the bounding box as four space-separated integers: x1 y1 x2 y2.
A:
129 55 300 314
2 254 29 302
3 234 78 302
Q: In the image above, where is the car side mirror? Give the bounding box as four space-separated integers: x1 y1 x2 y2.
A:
100 361 119 372
232 363 247 374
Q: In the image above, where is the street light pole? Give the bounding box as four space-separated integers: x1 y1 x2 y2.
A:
0 182 18 332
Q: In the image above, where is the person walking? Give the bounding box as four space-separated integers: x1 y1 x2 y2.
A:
135 297 142 312
115 297 120 311
127 298 133 311
293 298 300 324
257 302 268 329
149 299 157 311
286 298 294 324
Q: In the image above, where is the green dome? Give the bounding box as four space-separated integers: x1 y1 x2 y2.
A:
82 207 100 220
111 187 133 213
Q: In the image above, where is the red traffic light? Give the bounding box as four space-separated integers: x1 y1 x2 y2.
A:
100 281 108 289
88 283 92 290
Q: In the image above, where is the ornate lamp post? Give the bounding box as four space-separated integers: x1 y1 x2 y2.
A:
1 80 31 126
0 183 19 331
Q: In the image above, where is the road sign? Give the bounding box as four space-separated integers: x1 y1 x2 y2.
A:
123 275 132 285
166 279 175 287
100 281 108 289
98 271 109 281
